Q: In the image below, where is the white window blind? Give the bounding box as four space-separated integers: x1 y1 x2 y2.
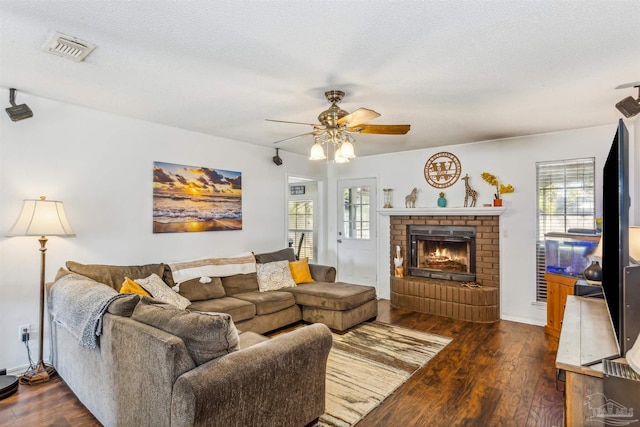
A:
536 158 596 302
288 200 314 261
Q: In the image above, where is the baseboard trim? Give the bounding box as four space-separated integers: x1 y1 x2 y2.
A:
500 314 546 327
7 359 53 377
7 364 29 376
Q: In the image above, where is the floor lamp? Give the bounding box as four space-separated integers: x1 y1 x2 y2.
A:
7 196 75 385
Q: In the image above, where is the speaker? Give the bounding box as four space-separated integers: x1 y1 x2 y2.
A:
616 96 640 118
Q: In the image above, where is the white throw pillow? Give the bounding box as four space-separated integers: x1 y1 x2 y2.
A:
135 273 191 310
256 260 296 292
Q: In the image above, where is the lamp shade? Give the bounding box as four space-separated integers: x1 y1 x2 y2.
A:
334 145 349 163
7 197 75 237
309 141 326 160
340 140 355 159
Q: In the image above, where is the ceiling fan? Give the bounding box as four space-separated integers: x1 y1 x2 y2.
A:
266 90 410 162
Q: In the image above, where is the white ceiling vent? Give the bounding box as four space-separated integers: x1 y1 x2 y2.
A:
42 32 96 62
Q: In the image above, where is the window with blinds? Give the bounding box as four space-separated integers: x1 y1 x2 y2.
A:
536 158 596 302
288 200 314 261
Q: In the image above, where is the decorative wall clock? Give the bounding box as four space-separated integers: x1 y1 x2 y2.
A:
423 152 462 188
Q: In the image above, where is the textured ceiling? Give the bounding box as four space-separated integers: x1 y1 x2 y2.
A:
1 1 639 157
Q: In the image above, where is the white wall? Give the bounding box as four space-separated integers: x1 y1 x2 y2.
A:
329 120 637 325
0 91 324 372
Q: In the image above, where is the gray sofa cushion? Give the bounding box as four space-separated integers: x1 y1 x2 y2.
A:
132 299 239 365
221 273 259 296
187 297 256 322
178 277 226 301
107 294 140 317
66 261 165 292
233 291 296 315
254 247 296 263
284 282 377 311
308 264 337 283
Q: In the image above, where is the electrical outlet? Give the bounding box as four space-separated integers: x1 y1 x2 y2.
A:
19 324 30 342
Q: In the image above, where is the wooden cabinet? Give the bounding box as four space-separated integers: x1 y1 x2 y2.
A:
556 296 619 426
545 272 577 338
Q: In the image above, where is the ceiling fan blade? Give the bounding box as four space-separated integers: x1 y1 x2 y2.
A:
266 119 318 126
272 131 315 144
615 81 640 89
337 108 380 127
349 124 411 135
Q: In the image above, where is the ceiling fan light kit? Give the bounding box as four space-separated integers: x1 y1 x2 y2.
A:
270 89 410 163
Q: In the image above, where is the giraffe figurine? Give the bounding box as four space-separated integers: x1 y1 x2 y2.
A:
405 187 417 208
461 174 477 207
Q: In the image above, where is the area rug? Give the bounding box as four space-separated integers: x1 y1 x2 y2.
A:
318 321 452 427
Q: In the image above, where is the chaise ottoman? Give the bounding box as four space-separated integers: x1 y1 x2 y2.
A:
284 282 378 331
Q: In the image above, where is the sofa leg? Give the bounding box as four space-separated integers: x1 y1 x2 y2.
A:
304 417 320 427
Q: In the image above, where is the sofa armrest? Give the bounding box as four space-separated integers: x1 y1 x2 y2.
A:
309 263 336 283
171 323 333 427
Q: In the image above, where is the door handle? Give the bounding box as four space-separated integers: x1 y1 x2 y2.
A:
337 239 342 243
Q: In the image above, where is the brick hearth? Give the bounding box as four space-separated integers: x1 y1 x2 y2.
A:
389 214 500 322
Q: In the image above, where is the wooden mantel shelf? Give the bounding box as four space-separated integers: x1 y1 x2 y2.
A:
378 207 506 216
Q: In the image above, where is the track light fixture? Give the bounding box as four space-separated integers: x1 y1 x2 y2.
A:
272 148 283 166
5 88 33 122
616 85 640 118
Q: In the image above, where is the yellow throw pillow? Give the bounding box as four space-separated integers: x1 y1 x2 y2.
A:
120 277 151 297
289 258 315 284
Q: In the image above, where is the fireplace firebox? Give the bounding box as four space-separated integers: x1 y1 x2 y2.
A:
408 224 476 282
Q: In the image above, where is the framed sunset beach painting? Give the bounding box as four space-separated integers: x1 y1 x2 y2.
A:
153 161 242 233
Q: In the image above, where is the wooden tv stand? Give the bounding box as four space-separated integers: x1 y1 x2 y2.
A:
556 295 620 426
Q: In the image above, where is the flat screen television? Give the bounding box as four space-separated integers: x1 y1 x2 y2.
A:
601 118 633 356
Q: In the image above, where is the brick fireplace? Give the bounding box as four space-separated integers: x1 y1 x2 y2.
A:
389 214 500 322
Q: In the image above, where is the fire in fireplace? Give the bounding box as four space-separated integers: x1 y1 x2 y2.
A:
408 224 476 282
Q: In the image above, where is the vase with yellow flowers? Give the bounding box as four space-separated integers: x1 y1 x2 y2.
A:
481 172 514 206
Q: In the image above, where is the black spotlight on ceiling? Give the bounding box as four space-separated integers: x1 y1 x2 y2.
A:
5 88 33 122
616 84 640 119
273 148 283 166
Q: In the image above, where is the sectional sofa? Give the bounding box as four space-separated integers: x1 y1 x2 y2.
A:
46 248 378 426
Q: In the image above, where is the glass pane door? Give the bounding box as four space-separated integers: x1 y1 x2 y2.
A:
342 186 370 239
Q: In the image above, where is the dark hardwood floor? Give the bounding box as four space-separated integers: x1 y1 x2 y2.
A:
0 300 564 427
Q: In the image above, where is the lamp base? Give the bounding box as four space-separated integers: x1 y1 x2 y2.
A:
19 362 57 385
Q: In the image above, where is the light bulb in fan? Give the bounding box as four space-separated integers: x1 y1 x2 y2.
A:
334 145 349 163
309 141 326 160
340 140 355 159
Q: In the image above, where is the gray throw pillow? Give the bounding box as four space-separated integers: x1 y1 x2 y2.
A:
221 273 259 296
254 248 296 264
66 261 166 292
131 298 239 365
107 294 140 317
177 276 226 301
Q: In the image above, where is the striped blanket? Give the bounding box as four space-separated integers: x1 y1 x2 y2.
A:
168 252 256 285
